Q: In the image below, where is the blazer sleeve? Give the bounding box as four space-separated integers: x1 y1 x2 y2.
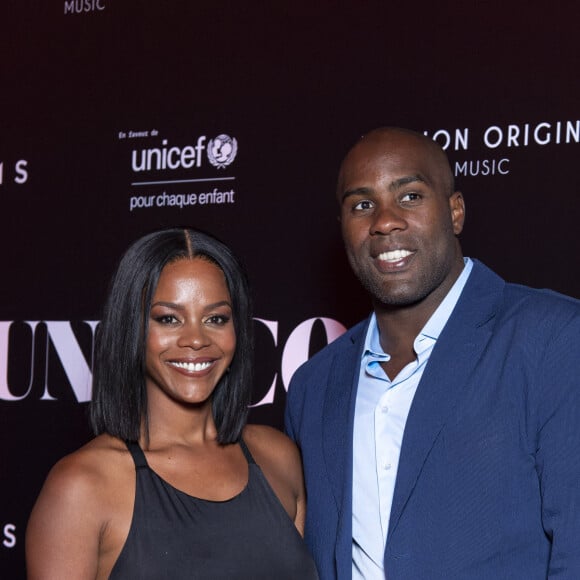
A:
534 310 580 577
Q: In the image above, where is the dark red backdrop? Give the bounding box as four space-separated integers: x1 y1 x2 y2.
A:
2 2 579 577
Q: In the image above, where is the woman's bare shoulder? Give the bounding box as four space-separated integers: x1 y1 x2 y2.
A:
242 423 298 453
242 424 302 480
26 436 136 578
34 435 131 512
53 434 127 474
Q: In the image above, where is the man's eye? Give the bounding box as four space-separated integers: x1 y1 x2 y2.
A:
401 192 421 203
353 200 373 211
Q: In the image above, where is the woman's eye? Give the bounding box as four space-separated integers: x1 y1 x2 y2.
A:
154 314 178 324
206 314 230 326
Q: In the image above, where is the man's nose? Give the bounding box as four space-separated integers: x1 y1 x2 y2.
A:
370 204 407 235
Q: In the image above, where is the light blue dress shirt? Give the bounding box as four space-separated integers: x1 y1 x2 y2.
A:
352 258 473 579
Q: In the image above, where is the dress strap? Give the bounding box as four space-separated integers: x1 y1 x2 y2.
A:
124 440 149 469
239 438 256 464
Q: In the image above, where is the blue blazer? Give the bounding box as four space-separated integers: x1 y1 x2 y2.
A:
286 260 580 579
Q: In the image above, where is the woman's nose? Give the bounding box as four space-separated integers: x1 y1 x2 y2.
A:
177 323 210 349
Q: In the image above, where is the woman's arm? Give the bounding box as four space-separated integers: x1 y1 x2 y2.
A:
26 451 105 579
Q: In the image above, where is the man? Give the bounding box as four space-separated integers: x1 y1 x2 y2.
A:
285 127 580 579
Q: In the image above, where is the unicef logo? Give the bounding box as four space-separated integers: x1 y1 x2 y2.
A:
207 134 238 169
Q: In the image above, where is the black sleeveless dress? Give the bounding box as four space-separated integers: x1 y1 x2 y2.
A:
109 439 319 579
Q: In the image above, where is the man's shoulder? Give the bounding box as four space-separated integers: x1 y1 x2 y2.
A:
290 317 368 382
308 316 368 361
500 282 580 338
466 261 580 337
504 280 580 308
468 260 580 315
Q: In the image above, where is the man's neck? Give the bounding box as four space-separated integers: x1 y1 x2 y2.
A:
373 256 466 378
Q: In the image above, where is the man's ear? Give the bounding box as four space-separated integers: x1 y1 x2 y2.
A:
449 191 465 235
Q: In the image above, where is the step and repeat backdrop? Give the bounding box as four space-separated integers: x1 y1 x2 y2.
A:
2 2 579 576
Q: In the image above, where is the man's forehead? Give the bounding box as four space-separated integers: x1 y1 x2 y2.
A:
339 162 448 206
341 147 436 180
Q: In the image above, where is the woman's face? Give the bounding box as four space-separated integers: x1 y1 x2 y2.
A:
145 257 236 407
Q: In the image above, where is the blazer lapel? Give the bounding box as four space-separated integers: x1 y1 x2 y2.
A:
322 319 368 577
322 320 367 509
387 261 504 541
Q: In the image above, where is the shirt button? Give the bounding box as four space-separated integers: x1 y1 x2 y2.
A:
383 462 392 470
381 405 389 413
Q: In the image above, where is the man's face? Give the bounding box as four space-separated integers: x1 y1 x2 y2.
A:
337 130 465 311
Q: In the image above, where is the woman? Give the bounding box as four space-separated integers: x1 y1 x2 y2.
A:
26 228 318 579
